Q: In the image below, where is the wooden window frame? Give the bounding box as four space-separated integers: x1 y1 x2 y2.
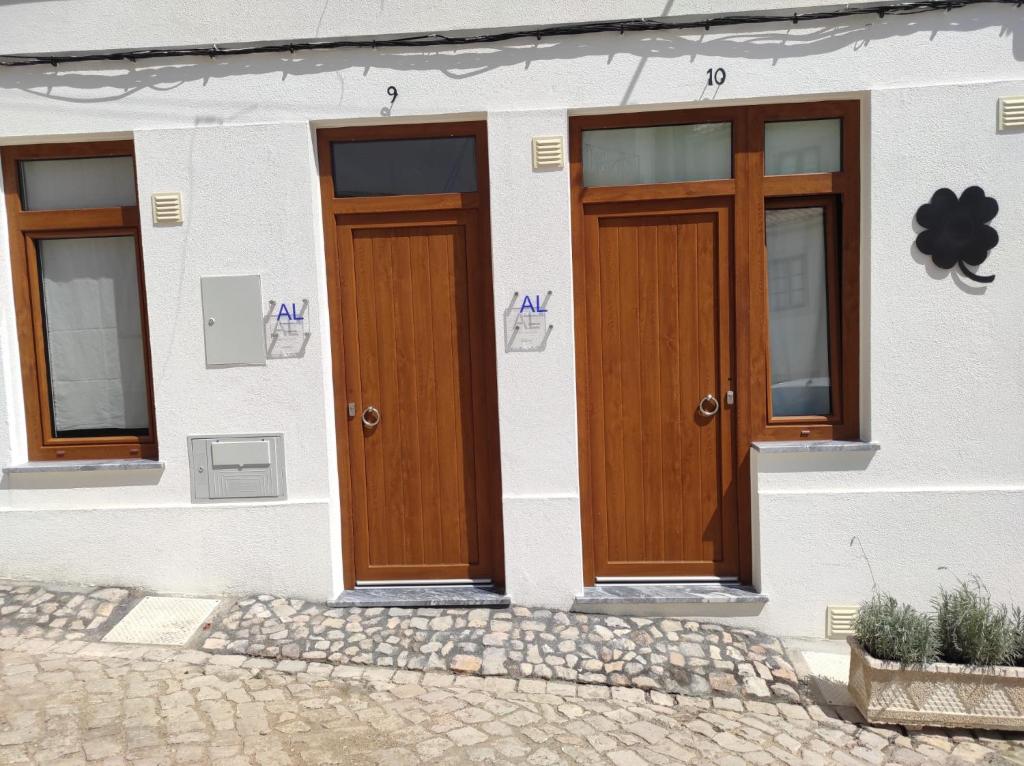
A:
1 141 158 461
745 101 860 441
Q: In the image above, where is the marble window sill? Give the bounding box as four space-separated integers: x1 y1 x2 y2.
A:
751 440 880 455
2 459 165 475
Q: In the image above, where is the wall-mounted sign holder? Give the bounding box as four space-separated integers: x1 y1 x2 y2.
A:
504 290 553 353
265 299 312 359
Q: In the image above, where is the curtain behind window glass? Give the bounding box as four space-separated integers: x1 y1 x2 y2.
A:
38 237 150 436
765 208 831 417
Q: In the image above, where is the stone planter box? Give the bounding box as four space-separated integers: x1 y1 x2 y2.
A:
847 637 1024 730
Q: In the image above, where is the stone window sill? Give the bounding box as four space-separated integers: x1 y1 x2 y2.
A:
2 459 165 475
751 440 880 455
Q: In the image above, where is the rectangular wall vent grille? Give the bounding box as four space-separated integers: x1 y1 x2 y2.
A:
151 192 183 224
532 136 565 169
999 97 1024 130
826 605 859 639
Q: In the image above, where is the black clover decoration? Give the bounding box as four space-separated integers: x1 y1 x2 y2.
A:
915 186 998 284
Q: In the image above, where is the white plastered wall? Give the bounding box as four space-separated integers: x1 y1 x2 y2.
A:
0 4 1021 633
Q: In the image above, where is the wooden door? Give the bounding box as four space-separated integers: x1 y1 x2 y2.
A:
577 198 739 579
320 122 500 586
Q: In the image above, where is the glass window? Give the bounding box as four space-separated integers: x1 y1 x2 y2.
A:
37 236 151 437
331 137 477 197
764 118 841 176
19 156 137 210
582 122 731 187
765 207 831 417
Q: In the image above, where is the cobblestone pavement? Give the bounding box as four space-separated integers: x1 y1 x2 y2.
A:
0 582 133 641
203 597 800 702
2 634 1024 766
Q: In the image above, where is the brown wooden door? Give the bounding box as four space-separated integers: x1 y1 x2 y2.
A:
333 207 500 583
577 198 739 579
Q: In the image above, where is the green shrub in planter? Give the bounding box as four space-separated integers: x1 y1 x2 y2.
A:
854 593 939 664
933 581 1017 667
1013 607 1024 668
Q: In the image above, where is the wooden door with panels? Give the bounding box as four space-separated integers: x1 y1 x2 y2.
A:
318 122 502 587
576 197 739 580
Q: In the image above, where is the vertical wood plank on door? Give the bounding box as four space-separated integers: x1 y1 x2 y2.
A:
637 220 664 564
658 220 684 564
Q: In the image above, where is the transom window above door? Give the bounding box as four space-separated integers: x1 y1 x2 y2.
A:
330 136 477 197
581 122 732 187
1 142 158 461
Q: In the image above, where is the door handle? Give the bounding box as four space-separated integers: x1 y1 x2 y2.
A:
361 405 381 430
698 394 720 418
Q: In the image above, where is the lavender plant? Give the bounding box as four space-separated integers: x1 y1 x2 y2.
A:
854 593 939 665
933 579 1018 667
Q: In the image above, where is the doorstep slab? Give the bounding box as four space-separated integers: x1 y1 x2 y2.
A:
574 583 769 606
328 585 511 608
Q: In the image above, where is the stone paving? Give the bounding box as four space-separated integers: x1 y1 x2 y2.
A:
3 634 1024 765
0 582 132 641
201 597 801 702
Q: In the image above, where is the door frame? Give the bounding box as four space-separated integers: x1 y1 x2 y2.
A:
571 101 860 587
316 120 504 591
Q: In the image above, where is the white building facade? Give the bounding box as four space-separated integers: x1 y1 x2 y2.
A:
0 1 1021 637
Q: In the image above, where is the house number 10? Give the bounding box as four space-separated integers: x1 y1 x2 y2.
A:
706 68 726 86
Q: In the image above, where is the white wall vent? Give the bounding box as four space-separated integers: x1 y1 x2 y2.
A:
826 605 859 639
998 97 1024 130
151 192 183 224
532 136 565 169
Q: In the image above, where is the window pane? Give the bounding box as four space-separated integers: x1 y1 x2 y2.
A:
20 156 137 210
331 137 476 197
37 237 151 437
582 122 731 187
765 208 831 417
764 119 841 175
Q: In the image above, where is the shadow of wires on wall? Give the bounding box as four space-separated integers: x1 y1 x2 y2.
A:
0 5 1020 103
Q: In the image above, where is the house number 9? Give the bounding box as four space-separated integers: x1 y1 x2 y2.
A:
706 68 726 86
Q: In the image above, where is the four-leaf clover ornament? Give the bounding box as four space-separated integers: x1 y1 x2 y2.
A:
915 186 998 283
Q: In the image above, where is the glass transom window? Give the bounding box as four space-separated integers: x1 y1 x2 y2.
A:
331 136 477 197
764 118 841 176
582 122 731 187
19 156 137 210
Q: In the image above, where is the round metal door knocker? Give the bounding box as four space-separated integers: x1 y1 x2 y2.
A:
361 405 381 430
698 394 720 417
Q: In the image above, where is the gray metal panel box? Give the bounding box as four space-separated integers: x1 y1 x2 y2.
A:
200 275 266 366
188 434 286 503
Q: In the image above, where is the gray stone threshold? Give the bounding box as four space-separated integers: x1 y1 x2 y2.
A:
574 582 769 607
329 585 511 608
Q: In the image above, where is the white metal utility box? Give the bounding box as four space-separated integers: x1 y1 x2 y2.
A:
188 433 286 503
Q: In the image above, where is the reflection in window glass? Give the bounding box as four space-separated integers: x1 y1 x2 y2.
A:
37 237 151 437
765 208 831 417
582 122 731 187
332 137 477 197
19 156 137 211
764 118 841 176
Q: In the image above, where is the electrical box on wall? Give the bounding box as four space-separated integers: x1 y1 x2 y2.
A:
200 275 266 366
188 434 286 503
